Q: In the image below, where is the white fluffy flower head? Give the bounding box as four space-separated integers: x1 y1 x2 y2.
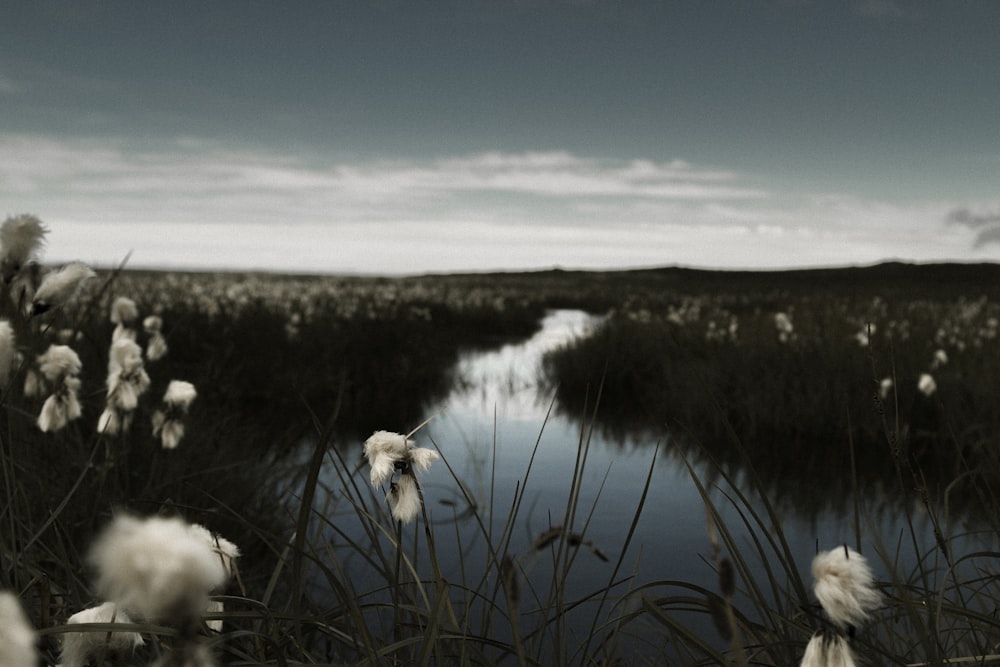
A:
0 591 37 667
388 474 423 523
811 546 879 631
363 429 440 524
38 344 82 382
917 372 937 397
164 380 197 409
187 523 240 579
799 631 857 667
363 430 439 488
143 315 163 333
110 296 139 325
0 214 47 283
31 262 96 316
109 338 144 374
89 514 229 624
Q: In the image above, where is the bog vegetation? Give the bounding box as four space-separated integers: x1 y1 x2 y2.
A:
3 213 1000 665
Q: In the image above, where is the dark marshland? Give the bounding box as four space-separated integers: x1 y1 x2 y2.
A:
6 259 1000 665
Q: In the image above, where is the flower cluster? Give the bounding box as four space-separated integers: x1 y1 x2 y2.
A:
363 430 439 523
98 338 151 435
800 546 879 666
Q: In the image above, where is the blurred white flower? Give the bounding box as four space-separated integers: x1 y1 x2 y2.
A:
38 376 82 432
59 602 144 667
35 345 84 433
38 344 82 381
0 213 47 284
811 547 879 631
100 338 151 434
930 348 948 370
144 315 168 360
774 312 795 343
205 599 225 633
0 591 37 667
89 514 229 625
152 380 197 449
878 377 893 400
110 296 139 341
917 373 937 397
187 523 240 580
31 262 96 316
799 631 857 667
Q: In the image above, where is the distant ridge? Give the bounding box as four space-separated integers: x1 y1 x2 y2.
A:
118 261 1000 296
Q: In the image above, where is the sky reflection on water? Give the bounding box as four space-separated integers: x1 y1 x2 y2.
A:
308 309 988 656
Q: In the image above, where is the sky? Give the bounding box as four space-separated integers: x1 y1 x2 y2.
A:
2 0 1000 275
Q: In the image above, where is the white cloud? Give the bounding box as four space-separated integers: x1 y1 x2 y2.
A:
3 133 996 274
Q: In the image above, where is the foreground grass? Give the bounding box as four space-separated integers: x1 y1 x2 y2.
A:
4 261 1000 664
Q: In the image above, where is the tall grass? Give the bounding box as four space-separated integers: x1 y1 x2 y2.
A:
5 254 1000 664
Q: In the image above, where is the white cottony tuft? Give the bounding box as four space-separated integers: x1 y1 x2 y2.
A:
110 296 139 325
38 377 83 432
187 523 240 579
143 315 163 333
811 547 879 631
31 262 96 316
364 430 412 487
59 602 144 667
101 338 151 434
35 345 84 433
388 474 423 523
799 631 857 667
164 380 197 408
153 380 197 448
88 514 230 624
38 345 82 382
0 591 37 667
143 315 168 360
0 214 47 283
917 373 937 397
363 429 439 524
409 446 440 473
110 296 140 341
878 376 893 399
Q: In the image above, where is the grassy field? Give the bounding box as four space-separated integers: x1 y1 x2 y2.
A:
4 256 1000 665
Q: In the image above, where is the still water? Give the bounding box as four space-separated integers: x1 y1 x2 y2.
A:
309 309 959 655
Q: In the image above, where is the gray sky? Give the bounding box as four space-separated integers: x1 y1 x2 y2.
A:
3 0 999 274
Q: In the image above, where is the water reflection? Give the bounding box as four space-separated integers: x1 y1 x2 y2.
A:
443 309 604 418
303 308 991 659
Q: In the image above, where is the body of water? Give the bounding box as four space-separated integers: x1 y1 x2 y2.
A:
307 309 972 658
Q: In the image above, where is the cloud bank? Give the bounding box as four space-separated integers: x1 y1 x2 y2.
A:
1 133 994 274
